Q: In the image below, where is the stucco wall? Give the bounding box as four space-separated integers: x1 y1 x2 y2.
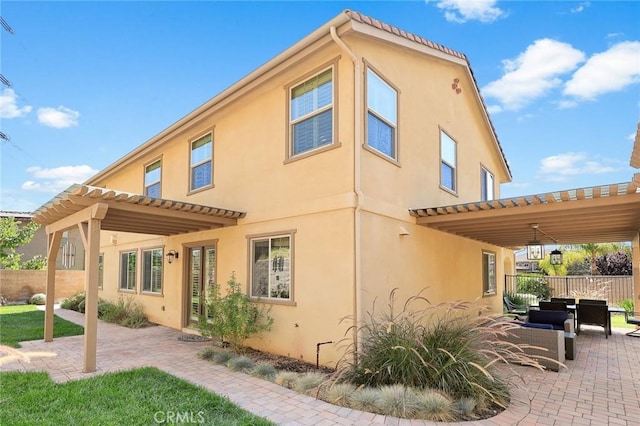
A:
0 270 85 302
83 27 515 368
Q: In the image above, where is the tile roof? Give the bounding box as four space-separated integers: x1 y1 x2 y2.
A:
346 10 467 61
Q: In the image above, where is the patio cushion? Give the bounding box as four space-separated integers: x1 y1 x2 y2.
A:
522 322 554 330
528 310 570 330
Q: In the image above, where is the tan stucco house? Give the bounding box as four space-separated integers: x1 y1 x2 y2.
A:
34 10 640 372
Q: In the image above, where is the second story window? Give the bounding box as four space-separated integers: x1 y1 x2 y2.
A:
290 68 333 156
440 130 457 193
190 133 212 191
366 68 397 160
144 160 161 198
481 167 495 201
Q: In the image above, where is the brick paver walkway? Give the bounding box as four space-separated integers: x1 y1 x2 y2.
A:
2 308 639 425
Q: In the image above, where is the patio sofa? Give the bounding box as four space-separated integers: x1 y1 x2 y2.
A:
502 310 575 371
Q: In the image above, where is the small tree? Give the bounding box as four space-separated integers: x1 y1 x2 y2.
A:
198 272 273 352
0 217 45 270
595 251 633 276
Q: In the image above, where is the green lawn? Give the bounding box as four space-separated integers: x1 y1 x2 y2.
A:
610 312 635 329
0 305 84 347
0 367 275 426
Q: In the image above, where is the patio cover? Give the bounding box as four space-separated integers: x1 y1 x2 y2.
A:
33 184 246 235
33 184 246 373
410 181 640 319
410 182 640 248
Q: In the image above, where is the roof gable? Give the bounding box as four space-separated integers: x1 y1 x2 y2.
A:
86 9 511 184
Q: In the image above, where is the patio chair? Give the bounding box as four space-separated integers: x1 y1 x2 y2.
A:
578 299 606 305
624 311 640 337
551 297 576 305
539 301 568 312
503 295 528 317
577 303 608 339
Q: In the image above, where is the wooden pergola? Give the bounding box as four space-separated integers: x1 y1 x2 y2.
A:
33 184 246 373
410 181 640 307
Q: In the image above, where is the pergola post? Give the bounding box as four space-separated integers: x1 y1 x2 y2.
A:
633 232 640 308
79 217 102 373
44 231 63 342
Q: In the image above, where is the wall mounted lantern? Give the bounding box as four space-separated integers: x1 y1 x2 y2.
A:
166 250 179 264
526 224 544 260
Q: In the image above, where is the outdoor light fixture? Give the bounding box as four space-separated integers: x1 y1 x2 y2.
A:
526 224 545 261
165 250 179 264
550 248 564 265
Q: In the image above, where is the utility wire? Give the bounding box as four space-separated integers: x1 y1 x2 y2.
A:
0 74 12 87
1 17 14 34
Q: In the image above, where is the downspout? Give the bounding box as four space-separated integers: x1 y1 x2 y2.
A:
330 26 363 355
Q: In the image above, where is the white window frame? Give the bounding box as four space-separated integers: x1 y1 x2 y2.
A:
119 250 137 292
144 159 162 198
366 67 398 160
288 67 334 158
190 132 213 192
142 247 163 294
481 167 495 201
482 250 496 296
440 130 457 193
248 232 295 303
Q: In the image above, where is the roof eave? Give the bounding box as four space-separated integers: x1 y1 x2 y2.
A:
85 11 353 185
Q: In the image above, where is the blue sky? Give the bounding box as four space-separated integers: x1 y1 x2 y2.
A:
1 1 639 212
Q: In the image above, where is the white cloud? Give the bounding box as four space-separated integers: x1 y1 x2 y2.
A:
482 39 585 111
37 106 80 128
563 41 640 100
570 2 590 13
537 152 618 182
485 104 502 114
22 165 98 193
0 88 33 119
431 0 505 23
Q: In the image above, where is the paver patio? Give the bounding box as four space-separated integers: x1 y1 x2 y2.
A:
2 308 639 425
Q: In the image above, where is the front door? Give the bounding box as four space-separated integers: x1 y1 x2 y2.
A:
188 246 216 324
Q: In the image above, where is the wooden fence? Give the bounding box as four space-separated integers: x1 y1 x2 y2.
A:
504 274 633 305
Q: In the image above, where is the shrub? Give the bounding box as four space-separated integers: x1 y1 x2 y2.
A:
251 363 277 381
101 296 149 328
29 293 46 305
349 387 380 413
377 385 420 418
415 389 455 422
274 372 298 389
197 348 215 360
212 351 233 365
337 289 514 411
294 372 327 395
516 274 551 300
227 356 255 372
61 292 86 311
197 272 273 352
453 397 477 419
321 383 356 406
617 298 635 313
504 292 527 307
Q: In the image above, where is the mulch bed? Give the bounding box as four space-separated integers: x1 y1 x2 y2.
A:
179 333 335 374
240 346 336 374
